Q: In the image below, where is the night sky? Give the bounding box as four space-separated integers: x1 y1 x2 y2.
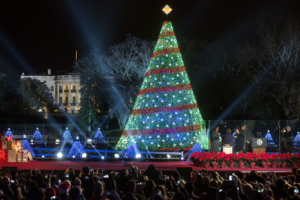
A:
0 0 298 77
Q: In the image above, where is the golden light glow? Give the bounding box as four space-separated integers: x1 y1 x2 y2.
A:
162 4 172 15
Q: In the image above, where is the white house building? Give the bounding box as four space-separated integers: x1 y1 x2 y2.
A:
20 68 81 114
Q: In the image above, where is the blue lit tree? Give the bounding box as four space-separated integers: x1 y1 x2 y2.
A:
67 141 86 158
93 128 106 143
294 132 300 148
62 127 73 144
32 128 44 143
5 128 13 138
22 136 35 157
265 130 276 147
124 143 141 158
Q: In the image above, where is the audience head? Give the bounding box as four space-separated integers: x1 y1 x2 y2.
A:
124 179 136 193
171 171 180 181
81 166 90 176
2 177 10 187
32 188 45 200
45 187 56 200
69 186 82 200
60 182 70 194
93 181 104 194
73 178 82 187
184 182 195 193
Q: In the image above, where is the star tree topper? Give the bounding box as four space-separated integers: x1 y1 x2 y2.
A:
162 4 172 15
6 135 13 141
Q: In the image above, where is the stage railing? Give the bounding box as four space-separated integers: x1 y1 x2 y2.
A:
3 120 300 154
32 147 183 158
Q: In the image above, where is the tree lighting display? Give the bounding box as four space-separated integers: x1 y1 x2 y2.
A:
116 21 208 151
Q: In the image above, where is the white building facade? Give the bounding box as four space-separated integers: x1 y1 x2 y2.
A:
20 69 81 114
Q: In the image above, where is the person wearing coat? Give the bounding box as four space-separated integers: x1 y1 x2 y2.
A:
224 128 234 146
210 126 222 153
234 128 244 153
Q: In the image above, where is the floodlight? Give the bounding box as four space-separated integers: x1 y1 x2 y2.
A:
87 139 92 143
76 136 79 140
181 157 184 160
57 153 63 158
23 135 26 139
167 154 171 159
82 153 87 158
42 155 45 158
72 155 75 158
114 154 119 158
135 154 141 159
101 156 105 159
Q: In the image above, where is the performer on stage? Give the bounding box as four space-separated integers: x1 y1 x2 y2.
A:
224 128 234 147
242 125 253 153
234 128 244 153
283 125 294 152
211 126 222 153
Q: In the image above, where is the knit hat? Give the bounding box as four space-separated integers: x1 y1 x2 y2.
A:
124 179 136 193
60 182 70 193
45 187 56 200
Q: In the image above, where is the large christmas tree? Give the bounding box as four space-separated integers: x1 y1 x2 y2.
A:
116 21 208 151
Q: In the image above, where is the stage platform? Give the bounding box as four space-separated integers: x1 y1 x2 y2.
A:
0 161 294 174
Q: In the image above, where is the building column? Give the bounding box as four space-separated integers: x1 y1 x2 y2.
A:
68 84 71 106
56 84 59 104
76 84 79 106
62 84 64 106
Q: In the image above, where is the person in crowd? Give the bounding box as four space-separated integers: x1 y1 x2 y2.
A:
143 165 161 183
234 128 245 154
2 177 14 199
45 187 57 200
12 186 27 200
65 168 76 183
89 181 105 200
3 164 300 200
59 182 70 200
224 128 234 147
211 126 222 153
79 166 94 199
69 186 84 200
244 171 266 184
